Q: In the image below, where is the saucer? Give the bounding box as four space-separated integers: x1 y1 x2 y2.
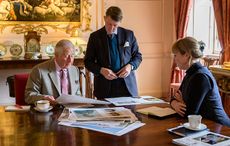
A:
183 122 207 131
34 106 53 112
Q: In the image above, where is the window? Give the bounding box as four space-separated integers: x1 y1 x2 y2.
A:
187 0 221 55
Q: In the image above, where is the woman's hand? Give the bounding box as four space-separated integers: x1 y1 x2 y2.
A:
174 90 184 103
171 100 186 117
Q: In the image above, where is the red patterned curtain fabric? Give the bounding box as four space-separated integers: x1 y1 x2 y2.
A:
170 0 192 83
212 0 230 115
213 0 230 62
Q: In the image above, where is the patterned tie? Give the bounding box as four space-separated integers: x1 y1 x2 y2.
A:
61 69 68 94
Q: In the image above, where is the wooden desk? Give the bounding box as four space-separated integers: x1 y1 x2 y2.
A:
0 57 93 98
0 105 229 146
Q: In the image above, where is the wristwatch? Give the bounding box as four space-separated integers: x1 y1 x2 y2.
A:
130 64 134 71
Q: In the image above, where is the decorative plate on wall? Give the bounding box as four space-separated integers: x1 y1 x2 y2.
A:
45 44 55 56
0 44 7 57
10 44 23 56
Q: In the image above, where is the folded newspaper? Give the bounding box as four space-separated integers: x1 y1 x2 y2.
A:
56 94 110 105
105 96 166 106
172 131 230 146
58 107 145 136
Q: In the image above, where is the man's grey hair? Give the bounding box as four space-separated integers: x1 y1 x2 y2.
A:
55 39 75 56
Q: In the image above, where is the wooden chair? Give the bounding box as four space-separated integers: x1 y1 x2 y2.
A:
14 73 29 105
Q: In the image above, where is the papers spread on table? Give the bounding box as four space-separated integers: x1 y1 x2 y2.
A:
172 131 230 146
56 94 110 105
58 107 145 136
5 105 31 112
168 125 209 137
137 106 176 118
105 96 167 106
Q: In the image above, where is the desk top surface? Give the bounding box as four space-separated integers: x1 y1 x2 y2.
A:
0 105 229 146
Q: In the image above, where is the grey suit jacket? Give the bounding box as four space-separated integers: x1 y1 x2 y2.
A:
25 59 81 104
84 27 142 98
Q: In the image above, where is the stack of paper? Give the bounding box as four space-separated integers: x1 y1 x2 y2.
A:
105 96 167 106
58 107 145 136
172 131 230 146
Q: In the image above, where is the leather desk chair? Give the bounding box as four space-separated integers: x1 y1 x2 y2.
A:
14 74 29 105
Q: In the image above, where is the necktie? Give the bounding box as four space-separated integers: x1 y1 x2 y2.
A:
61 69 68 94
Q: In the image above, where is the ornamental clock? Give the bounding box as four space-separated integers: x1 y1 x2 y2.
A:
24 31 41 59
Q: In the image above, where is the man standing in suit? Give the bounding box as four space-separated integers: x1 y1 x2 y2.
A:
84 6 142 99
25 39 81 104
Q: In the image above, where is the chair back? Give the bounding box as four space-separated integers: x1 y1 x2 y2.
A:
14 73 29 105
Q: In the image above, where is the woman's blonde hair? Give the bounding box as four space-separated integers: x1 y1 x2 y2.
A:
172 37 203 59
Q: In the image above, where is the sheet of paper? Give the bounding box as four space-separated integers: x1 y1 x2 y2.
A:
172 131 230 146
56 94 110 105
105 96 166 106
5 105 31 112
59 121 145 136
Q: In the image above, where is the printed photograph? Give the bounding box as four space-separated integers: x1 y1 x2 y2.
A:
194 133 229 145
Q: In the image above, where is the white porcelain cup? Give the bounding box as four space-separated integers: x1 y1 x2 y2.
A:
188 115 202 129
35 100 50 110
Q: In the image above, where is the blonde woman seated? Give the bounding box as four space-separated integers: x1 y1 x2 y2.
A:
170 37 230 127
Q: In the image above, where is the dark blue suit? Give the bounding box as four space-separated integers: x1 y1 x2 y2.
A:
84 27 142 99
180 62 230 126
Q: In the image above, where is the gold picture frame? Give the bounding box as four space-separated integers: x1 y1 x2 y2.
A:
0 0 92 36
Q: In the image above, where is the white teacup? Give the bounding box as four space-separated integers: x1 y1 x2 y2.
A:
188 115 202 129
35 100 50 110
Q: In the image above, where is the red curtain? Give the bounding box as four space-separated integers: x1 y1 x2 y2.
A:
212 0 230 115
170 0 192 84
212 0 230 63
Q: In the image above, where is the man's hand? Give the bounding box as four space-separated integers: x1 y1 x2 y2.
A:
100 67 117 80
116 64 132 78
171 100 186 117
43 95 57 105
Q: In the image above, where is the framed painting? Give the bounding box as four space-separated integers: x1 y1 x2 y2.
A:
0 0 92 36
0 0 81 22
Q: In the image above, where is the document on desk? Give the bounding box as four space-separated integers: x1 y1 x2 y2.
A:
58 107 138 122
105 96 167 106
56 94 110 105
59 121 145 136
58 107 145 136
172 131 230 146
5 105 31 112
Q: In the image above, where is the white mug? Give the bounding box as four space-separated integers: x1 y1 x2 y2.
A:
188 115 202 129
35 100 50 110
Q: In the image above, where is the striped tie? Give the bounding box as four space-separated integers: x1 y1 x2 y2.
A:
61 69 68 94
